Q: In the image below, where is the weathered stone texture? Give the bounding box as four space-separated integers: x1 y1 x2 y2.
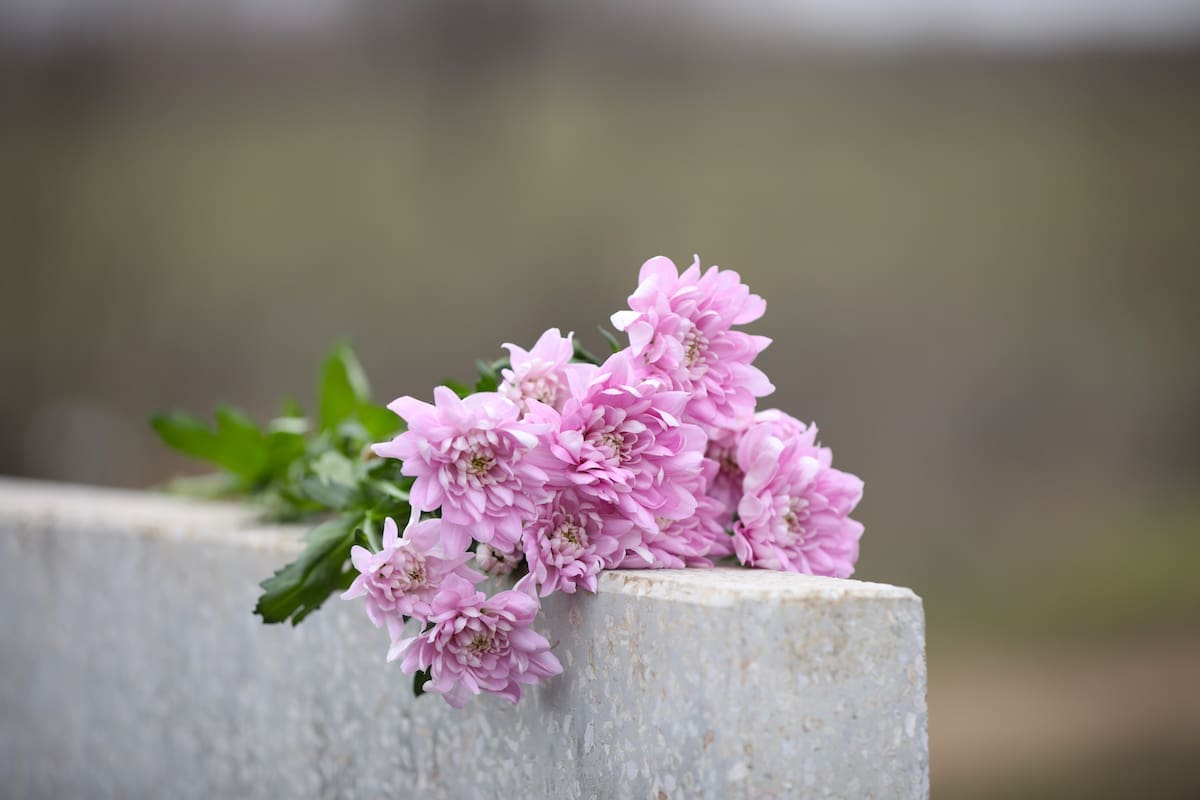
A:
0 479 927 799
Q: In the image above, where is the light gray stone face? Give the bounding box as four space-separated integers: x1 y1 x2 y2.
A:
0 479 928 799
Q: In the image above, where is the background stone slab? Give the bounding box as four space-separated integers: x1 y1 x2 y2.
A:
0 479 927 799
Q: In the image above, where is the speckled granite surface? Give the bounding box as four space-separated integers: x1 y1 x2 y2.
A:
0 479 927 799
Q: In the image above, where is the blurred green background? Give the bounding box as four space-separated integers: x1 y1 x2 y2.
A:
3 3 1199 796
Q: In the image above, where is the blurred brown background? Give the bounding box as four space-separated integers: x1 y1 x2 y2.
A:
3 1 1199 796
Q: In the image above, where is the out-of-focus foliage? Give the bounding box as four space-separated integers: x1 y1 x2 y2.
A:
153 345 412 624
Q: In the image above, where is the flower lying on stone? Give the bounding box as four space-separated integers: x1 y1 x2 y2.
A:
523 488 637 595
155 254 865 709
373 387 550 553
499 327 589 416
611 255 774 433
348 256 865 706
732 410 864 578
343 517 481 642
395 574 563 708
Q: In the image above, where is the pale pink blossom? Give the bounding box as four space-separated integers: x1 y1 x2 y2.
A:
523 489 638 595
703 414 754 529
342 517 482 641
395 574 563 708
373 387 549 552
499 328 590 415
527 351 707 533
474 543 523 577
732 410 864 577
618 459 728 569
611 255 773 431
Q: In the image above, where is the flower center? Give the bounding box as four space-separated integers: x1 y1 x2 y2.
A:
468 452 494 476
556 522 583 546
782 497 810 539
599 431 627 462
683 326 708 370
525 376 558 404
468 632 494 654
379 550 428 595
714 447 739 477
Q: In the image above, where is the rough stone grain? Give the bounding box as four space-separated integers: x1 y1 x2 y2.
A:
0 479 928 799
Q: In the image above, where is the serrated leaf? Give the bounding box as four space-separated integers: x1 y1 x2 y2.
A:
214 406 269 479
254 514 359 625
151 411 226 461
151 407 267 482
319 344 372 432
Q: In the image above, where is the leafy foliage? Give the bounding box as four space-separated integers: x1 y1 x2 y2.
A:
152 344 410 625
153 333 612 627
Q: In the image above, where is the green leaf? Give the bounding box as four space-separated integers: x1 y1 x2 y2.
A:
356 516 383 552
279 397 304 418
356 402 401 441
353 526 372 551
441 378 472 398
267 416 309 436
254 514 359 625
311 450 358 488
474 359 503 393
412 667 431 697
319 344 372 432
572 338 602 366
597 325 623 354
150 406 268 482
296 476 353 510
370 481 410 503
214 406 269 478
264 426 307 480
151 411 226 461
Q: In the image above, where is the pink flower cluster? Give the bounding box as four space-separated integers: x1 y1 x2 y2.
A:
346 255 864 707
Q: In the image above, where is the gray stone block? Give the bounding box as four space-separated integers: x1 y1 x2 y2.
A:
0 479 927 799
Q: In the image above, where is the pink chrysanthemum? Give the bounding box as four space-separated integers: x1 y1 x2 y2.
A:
373 387 549 553
342 517 482 641
611 255 774 431
703 415 753 529
527 351 707 533
523 489 637 595
474 543 523 577
618 459 728 569
499 328 591 415
395 574 563 708
732 409 864 577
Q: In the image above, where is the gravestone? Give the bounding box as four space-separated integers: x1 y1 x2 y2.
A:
0 479 927 799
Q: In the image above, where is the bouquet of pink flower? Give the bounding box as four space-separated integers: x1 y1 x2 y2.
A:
153 256 864 708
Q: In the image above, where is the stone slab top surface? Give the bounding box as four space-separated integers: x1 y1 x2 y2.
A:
0 477 918 607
